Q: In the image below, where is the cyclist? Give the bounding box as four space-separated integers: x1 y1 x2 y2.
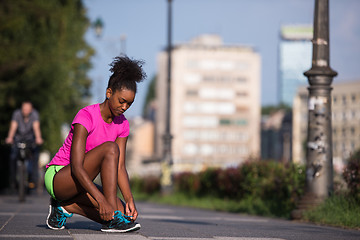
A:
5 101 44 192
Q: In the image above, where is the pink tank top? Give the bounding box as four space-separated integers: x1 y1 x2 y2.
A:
46 104 129 167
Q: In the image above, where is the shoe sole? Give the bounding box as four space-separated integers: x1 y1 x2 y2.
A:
101 223 141 233
46 205 65 230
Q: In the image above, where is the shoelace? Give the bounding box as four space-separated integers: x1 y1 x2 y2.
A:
109 211 132 227
55 206 73 227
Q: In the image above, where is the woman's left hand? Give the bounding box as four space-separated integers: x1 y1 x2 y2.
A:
126 199 138 220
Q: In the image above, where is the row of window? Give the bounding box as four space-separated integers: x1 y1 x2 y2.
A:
333 94 358 105
300 110 359 122
183 143 249 156
183 74 249 85
333 141 358 153
182 116 249 128
186 89 248 98
187 60 251 72
333 126 357 137
183 101 236 115
220 119 248 126
183 130 249 142
203 75 247 83
332 110 360 121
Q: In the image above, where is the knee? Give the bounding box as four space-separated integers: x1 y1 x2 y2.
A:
102 141 120 160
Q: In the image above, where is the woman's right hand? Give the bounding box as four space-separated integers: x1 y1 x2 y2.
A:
98 198 115 221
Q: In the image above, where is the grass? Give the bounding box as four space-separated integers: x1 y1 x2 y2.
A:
302 195 360 229
133 190 360 229
134 191 289 218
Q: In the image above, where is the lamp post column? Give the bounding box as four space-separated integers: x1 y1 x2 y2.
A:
304 0 337 199
161 0 173 194
291 0 337 220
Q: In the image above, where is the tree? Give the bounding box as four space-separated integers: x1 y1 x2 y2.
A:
261 103 292 116
0 0 94 153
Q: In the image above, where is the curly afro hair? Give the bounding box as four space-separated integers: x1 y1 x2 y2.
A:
107 55 146 93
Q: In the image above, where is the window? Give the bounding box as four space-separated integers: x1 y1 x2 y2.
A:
342 95 347 105
203 76 215 82
183 116 219 128
219 119 248 126
183 144 198 155
186 89 198 96
351 94 356 103
351 127 355 136
236 77 247 83
236 119 248 126
220 119 231 125
184 74 201 84
351 141 355 151
236 91 248 97
187 60 198 69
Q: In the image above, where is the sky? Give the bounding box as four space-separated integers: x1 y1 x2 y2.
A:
83 0 360 118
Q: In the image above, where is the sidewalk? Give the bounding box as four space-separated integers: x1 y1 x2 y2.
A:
1 190 360 240
0 191 144 240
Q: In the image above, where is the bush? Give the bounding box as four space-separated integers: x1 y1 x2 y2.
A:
172 161 306 217
343 150 360 201
130 175 161 195
216 167 244 199
198 168 221 197
173 172 200 196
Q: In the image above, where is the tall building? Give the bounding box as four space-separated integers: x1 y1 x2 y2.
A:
292 80 360 172
156 35 261 173
279 25 312 106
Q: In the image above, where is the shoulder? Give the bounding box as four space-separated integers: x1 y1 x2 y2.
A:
77 104 98 117
30 109 39 120
73 104 99 132
12 109 22 120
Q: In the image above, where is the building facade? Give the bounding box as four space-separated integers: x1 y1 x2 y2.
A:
279 25 312 106
292 80 360 171
126 117 158 177
156 35 261 173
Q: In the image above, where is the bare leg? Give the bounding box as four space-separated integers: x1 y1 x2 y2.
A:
52 142 123 220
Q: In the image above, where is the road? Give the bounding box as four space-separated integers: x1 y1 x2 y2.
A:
0 191 359 240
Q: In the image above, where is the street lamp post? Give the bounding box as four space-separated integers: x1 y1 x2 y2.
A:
292 0 337 219
161 0 173 194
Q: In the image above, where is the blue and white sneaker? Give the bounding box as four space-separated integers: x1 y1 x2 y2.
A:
101 210 141 233
46 198 73 230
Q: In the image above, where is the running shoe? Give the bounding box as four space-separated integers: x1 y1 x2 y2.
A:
46 198 73 230
101 210 141 233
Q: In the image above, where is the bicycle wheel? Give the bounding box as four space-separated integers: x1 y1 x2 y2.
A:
18 161 26 202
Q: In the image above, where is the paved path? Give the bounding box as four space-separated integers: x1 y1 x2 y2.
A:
0 192 359 240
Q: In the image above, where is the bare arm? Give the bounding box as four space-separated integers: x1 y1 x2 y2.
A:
115 136 138 219
5 120 18 144
70 124 112 219
32 120 43 145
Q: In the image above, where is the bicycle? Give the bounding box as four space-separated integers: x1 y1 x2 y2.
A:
15 141 33 202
